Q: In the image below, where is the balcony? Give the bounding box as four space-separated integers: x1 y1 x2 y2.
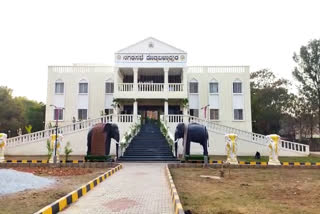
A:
115 83 187 99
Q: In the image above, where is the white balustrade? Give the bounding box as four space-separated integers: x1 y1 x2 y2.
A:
138 83 164 92
164 114 309 155
167 115 184 123
168 83 183 92
117 115 133 123
118 83 134 92
6 114 139 148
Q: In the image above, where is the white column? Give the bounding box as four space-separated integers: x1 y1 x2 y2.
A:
164 67 169 93
114 67 119 93
164 100 168 116
133 67 138 92
133 100 138 122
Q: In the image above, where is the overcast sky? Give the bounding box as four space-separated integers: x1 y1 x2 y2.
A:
0 0 319 102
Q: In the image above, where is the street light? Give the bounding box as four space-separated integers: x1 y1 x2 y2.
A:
49 104 65 164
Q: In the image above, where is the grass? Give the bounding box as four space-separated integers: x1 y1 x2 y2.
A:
170 167 320 214
208 155 320 163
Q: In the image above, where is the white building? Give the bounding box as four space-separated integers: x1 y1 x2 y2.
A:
5 37 308 157
45 37 252 132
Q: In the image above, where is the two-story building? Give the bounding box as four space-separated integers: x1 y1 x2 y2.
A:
45 37 252 132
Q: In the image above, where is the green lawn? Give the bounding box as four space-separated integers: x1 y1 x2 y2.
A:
208 155 320 163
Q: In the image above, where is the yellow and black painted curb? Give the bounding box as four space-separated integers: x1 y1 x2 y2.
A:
2 159 84 163
34 164 123 214
181 159 320 166
166 166 184 214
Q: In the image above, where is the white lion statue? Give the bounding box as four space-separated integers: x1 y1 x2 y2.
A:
225 133 238 164
266 134 281 165
0 133 7 163
49 134 63 163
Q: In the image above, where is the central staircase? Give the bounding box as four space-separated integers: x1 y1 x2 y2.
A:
119 121 177 161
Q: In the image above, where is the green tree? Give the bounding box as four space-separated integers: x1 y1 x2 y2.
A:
15 97 45 133
0 87 25 135
293 39 320 133
0 86 45 137
251 69 295 135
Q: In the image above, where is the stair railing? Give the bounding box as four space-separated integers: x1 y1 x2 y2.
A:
6 114 139 148
163 114 309 155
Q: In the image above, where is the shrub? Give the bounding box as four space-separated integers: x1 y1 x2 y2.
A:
46 139 53 161
64 141 73 161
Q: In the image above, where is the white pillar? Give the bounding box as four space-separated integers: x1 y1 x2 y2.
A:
133 67 138 92
164 67 169 93
114 67 119 93
133 100 138 122
164 100 168 116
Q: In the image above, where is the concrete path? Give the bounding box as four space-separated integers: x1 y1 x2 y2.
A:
60 163 173 214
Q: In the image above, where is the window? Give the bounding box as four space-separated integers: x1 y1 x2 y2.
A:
78 109 88 120
233 82 242 93
209 82 219 93
55 82 64 94
53 109 63 120
189 82 198 93
104 109 113 115
190 109 199 117
105 82 114 93
79 82 88 94
234 109 243 120
210 109 219 120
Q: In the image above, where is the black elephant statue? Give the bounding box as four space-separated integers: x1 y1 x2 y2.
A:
174 123 209 157
87 123 120 159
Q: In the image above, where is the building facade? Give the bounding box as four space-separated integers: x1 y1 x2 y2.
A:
46 37 252 132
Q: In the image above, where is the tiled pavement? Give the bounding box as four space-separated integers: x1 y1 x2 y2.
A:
60 163 173 214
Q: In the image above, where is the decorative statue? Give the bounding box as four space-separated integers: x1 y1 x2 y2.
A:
49 134 63 163
225 133 238 164
0 133 7 163
174 123 209 157
87 123 120 159
266 134 281 165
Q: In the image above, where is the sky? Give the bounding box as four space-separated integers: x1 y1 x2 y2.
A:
0 0 319 102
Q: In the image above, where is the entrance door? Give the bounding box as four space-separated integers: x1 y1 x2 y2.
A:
138 105 164 123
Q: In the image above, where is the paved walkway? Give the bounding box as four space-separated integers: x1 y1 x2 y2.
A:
60 163 173 214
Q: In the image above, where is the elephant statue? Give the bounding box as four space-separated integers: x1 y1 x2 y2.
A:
87 123 120 159
174 123 209 157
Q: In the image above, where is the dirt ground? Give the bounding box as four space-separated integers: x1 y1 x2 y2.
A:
0 167 109 214
170 167 320 214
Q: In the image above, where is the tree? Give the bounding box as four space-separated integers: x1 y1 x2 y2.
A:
0 86 45 137
293 39 320 134
0 87 25 135
15 97 45 133
251 69 295 135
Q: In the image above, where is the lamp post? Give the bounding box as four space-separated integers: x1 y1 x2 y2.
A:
50 104 64 164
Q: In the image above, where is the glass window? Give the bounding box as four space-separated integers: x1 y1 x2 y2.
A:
78 109 88 120
190 109 199 117
104 109 113 115
53 109 63 120
105 82 114 93
234 109 243 120
233 82 242 93
209 82 219 93
55 82 64 94
189 82 198 93
210 109 219 120
79 82 88 94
